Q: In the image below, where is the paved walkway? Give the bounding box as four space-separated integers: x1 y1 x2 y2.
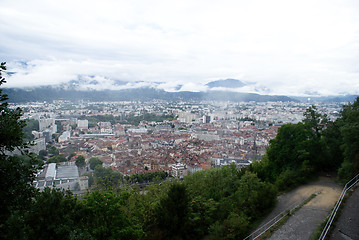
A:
329 186 359 240
263 177 341 240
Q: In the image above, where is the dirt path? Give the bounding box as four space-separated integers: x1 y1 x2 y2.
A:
264 177 341 240
249 176 342 240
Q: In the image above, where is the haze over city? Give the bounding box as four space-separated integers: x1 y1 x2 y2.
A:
1 0 359 96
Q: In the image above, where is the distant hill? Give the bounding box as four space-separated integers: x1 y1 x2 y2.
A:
205 79 247 89
3 86 297 103
292 95 359 103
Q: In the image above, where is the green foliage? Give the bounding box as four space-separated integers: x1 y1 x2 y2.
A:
338 98 359 181
56 120 64 133
209 212 250 240
332 97 359 183
121 113 176 126
125 171 168 183
266 123 312 176
338 159 354 184
67 152 76 161
303 105 328 137
251 101 359 188
22 118 39 141
75 155 86 168
154 182 190 239
24 188 83 240
48 145 59 155
184 164 241 201
0 62 41 236
235 171 277 219
89 157 102 170
81 190 144 240
322 121 344 170
274 168 305 191
0 154 39 229
93 165 123 188
182 165 276 239
48 154 67 163
38 149 48 158
187 196 218 238
0 103 26 154
254 117 324 190
21 188 144 240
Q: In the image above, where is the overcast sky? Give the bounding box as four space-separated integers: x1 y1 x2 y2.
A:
1 0 359 96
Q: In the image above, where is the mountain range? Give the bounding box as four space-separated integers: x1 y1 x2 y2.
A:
2 78 357 103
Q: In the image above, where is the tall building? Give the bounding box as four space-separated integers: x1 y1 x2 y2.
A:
178 112 197 123
39 118 54 131
39 118 57 134
203 115 211 123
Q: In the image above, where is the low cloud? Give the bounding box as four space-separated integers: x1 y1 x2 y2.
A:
1 0 359 96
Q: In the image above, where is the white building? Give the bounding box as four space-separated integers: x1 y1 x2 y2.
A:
58 131 71 142
178 112 197 123
214 158 252 169
127 128 148 134
77 119 88 130
172 163 186 178
39 118 57 133
35 163 88 192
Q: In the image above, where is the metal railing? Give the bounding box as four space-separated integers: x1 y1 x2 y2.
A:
318 173 359 240
243 192 320 240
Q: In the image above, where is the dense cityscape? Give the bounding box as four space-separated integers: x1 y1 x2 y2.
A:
13 99 343 192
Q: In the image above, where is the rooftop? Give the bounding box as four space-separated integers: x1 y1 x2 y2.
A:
56 165 79 179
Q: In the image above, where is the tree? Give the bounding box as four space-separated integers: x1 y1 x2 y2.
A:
234 171 277 219
209 212 250 240
251 120 326 191
303 105 327 137
262 123 311 181
0 62 26 154
22 118 39 141
155 182 190 239
337 97 359 182
48 154 67 163
67 152 76 161
24 188 85 240
75 155 86 168
322 120 344 170
89 157 102 170
81 190 144 239
48 145 59 155
187 196 218 238
93 165 123 188
38 149 48 159
0 62 40 236
302 106 329 169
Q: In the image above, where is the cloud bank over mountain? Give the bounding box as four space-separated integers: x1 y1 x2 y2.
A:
1 0 359 97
